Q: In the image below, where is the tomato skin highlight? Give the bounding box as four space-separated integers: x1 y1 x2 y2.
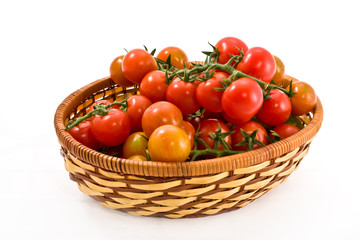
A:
236 47 276 83
197 119 231 150
139 70 168 103
286 81 317 116
255 89 292 126
122 49 157 84
231 121 269 151
110 55 135 87
157 46 190 69
148 125 191 162
90 109 130 147
271 124 300 140
215 37 248 64
68 121 102 150
221 77 263 124
126 95 152 132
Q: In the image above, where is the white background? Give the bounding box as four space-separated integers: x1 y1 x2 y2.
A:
1 0 359 239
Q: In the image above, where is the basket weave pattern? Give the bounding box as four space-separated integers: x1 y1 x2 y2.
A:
54 76 323 218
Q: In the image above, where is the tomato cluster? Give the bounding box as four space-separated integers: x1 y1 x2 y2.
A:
67 37 317 162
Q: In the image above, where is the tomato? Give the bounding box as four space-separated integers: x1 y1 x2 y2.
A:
87 99 118 113
139 70 168 102
215 37 248 64
231 121 269 151
181 121 196 149
109 55 135 87
104 145 123 158
90 109 130 147
197 119 231 150
126 95 152 132
166 78 201 114
196 72 229 112
122 132 148 159
157 46 190 69
148 125 191 162
221 77 263 124
286 81 317 116
141 101 183 137
255 89 292 126
128 155 148 161
236 47 276 83
271 124 300 140
68 121 102 150
271 55 285 86
122 49 157 84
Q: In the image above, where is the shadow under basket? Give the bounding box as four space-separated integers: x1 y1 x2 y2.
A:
54 75 323 218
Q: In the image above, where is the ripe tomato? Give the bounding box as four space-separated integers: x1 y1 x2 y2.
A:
166 78 201 114
122 132 148 159
215 37 249 64
197 119 231 150
109 55 135 87
231 121 269 151
271 124 300 140
148 125 191 162
104 145 123 158
126 95 152 132
286 81 317 116
87 99 118 113
236 47 276 83
68 120 102 150
139 70 168 102
255 89 292 126
122 49 157 84
141 101 183 137
196 72 229 112
90 109 130 147
157 46 190 69
221 77 263 124
271 55 285 86
181 121 196 149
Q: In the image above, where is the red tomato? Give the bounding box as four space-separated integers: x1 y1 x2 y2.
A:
157 46 190 69
286 81 317 116
126 95 152 132
231 121 269 151
236 47 276 83
181 121 196 149
90 109 130 147
139 70 168 102
255 89 292 126
197 119 231 150
104 145 123 158
122 49 157 84
215 37 249 64
109 55 135 87
166 78 201 114
87 99 118 113
271 124 300 140
196 72 229 112
141 101 183 137
221 77 263 124
68 121 102 150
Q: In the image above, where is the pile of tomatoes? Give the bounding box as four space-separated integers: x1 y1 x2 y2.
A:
66 36 317 162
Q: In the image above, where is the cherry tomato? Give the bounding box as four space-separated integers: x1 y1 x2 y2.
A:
104 145 123 158
126 95 152 132
122 49 157 84
141 101 183 137
215 37 249 64
255 89 292 126
197 119 231 150
236 47 276 83
148 125 191 162
128 155 148 161
109 55 135 87
271 55 285 86
271 124 300 140
196 72 229 112
166 78 201 114
90 109 130 147
231 121 269 151
221 77 263 124
87 99 118 113
286 81 317 116
68 121 102 150
181 121 196 149
157 46 190 69
139 70 168 102
122 132 148 159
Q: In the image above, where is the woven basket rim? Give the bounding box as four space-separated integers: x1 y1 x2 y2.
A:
54 75 323 178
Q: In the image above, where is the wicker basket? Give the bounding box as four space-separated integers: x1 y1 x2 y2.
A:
54 74 323 218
